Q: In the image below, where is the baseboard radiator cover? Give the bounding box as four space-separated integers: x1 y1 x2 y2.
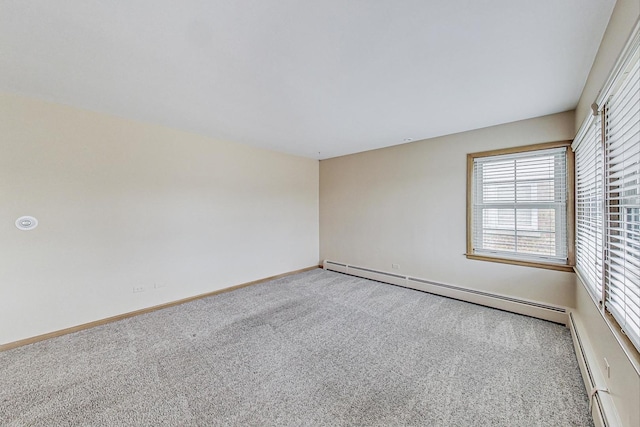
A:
323 260 568 324
569 312 620 427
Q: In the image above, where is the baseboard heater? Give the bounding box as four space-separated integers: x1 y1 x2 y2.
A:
323 260 568 325
569 312 615 427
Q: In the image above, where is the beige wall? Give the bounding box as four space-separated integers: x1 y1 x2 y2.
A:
0 92 319 345
576 0 640 130
320 111 576 307
574 282 640 426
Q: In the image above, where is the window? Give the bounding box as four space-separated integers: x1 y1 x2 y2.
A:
467 142 573 272
573 34 640 353
574 118 603 299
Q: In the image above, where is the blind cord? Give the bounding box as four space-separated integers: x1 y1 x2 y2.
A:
589 386 610 412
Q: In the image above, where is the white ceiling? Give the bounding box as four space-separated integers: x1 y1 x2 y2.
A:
0 1 615 159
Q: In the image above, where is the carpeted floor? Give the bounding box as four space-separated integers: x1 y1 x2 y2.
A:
0 268 592 426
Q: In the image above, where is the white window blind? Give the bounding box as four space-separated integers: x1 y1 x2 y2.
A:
471 147 568 264
603 44 640 352
575 119 603 300
575 35 640 353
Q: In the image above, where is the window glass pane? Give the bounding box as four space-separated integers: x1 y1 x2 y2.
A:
516 181 553 202
471 146 568 264
481 230 516 252
482 160 514 182
517 232 556 256
483 182 515 203
482 208 515 230
517 208 555 232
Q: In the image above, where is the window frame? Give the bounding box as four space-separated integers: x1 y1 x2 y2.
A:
466 141 575 272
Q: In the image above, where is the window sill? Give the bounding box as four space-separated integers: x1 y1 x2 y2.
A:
465 253 574 272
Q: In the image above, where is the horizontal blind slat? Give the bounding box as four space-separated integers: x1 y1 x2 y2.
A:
603 45 640 352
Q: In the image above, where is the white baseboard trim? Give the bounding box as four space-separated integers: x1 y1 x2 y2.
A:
569 312 622 427
323 260 568 324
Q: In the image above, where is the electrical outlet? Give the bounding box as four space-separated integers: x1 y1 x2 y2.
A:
154 282 166 289
133 286 145 293
604 358 610 378
392 264 400 270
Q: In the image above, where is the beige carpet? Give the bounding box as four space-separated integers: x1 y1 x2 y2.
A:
0 268 592 426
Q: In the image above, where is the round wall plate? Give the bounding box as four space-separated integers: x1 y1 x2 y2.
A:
16 216 38 231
